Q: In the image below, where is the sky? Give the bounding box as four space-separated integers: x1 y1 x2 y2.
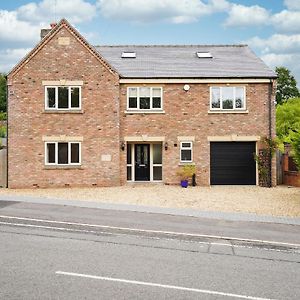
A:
0 0 300 85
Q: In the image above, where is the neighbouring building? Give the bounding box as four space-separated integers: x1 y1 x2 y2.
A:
7 19 277 188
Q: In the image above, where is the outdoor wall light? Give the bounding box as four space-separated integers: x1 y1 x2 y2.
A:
121 141 125 151
164 142 168 150
183 84 190 91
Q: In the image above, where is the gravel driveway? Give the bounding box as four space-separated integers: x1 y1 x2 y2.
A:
0 185 299 217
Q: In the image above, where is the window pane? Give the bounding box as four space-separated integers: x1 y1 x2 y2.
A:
129 97 137 108
58 87 69 109
181 149 192 161
222 87 234 109
182 142 191 148
129 88 137 97
153 166 162 180
152 97 161 108
127 144 132 164
47 143 55 163
153 143 162 164
152 88 161 98
71 143 80 163
71 87 80 108
140 87 150 97
58 143 68 164
140 87 150 109
140 97 150 109
47 87 56 108
235 87 245 109
127 166 132 181
211 88 220 108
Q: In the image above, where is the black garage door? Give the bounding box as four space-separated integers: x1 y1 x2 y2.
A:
210 142 256 185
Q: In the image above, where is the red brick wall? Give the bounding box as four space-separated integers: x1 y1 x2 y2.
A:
120 83 276 186
7 26 120 188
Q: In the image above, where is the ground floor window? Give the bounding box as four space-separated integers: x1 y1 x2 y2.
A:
45 142 81 165
127 143 162 181
180 141 193 162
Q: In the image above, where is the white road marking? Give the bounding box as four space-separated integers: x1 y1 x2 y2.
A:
56 271 277 300
0 221 104 235
0 214 299 248
1 221 298 254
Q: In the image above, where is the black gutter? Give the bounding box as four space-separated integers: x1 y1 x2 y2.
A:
268 80 273 188
5 75 8 188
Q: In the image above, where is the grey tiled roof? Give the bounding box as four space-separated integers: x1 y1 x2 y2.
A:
95 45 276 79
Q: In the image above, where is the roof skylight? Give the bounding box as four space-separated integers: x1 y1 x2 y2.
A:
121 52 136 58
196 52 213 58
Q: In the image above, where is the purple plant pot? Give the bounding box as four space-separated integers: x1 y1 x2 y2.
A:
180 180 188 188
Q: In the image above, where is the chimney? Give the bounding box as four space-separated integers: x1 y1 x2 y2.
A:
40 23 57 40
40 29 51 40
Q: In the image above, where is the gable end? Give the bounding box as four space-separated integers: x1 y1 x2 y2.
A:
7 19 118 79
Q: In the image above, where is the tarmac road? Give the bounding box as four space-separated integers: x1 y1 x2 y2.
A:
0 200 299 299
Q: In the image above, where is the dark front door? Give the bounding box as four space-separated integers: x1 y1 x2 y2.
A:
135 144 150 181
210 142 256 185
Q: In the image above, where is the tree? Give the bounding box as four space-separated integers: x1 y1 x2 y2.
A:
276 98 300 170
0 73 6 112
275 67 300 105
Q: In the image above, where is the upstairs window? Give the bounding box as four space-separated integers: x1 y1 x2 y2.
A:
180 142 193 163
45 86 81 110
122 52 136 58
45 142 81 165
210 86 245 110
196 52 213 58
127 87 163 110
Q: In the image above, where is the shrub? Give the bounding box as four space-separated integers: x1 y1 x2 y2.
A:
0 126 6 138
0 112 6 121
176 164 196 180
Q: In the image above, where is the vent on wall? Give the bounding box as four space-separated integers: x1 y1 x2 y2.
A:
196 52 213 58
121 52 136 58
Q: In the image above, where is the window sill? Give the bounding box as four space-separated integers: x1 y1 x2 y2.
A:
124 110 165 114
43 110 84 114
44 165 83 170
208 110 248 114
178 162 195 166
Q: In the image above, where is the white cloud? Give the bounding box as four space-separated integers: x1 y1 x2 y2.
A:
271 10 300 33
246 34 300 54
97 0 230 24
261 52 300 87
0 10 41 43
261 53 296 67
284 0 300 10
17 0 97 24
224 4 270 27
0 48 31 73
246 33 300 87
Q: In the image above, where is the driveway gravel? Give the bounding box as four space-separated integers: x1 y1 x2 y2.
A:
0 185 299 217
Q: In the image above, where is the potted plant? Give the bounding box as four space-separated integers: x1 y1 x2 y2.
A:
176 164 196 188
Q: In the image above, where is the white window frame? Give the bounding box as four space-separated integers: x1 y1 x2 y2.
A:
45 141 81 166
45 86 82 110
180 141 193 163
210 86 246 111
127 87 163 111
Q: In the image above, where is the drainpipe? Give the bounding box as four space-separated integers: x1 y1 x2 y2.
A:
268 80 273 188
5 75 8 188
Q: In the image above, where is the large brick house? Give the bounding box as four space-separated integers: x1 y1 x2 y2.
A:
7 19 277 188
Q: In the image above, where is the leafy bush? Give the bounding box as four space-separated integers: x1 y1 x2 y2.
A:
0 126 6 138
276 98 300 170
291 133 300 171
0 112 6 121
176 164 196 180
